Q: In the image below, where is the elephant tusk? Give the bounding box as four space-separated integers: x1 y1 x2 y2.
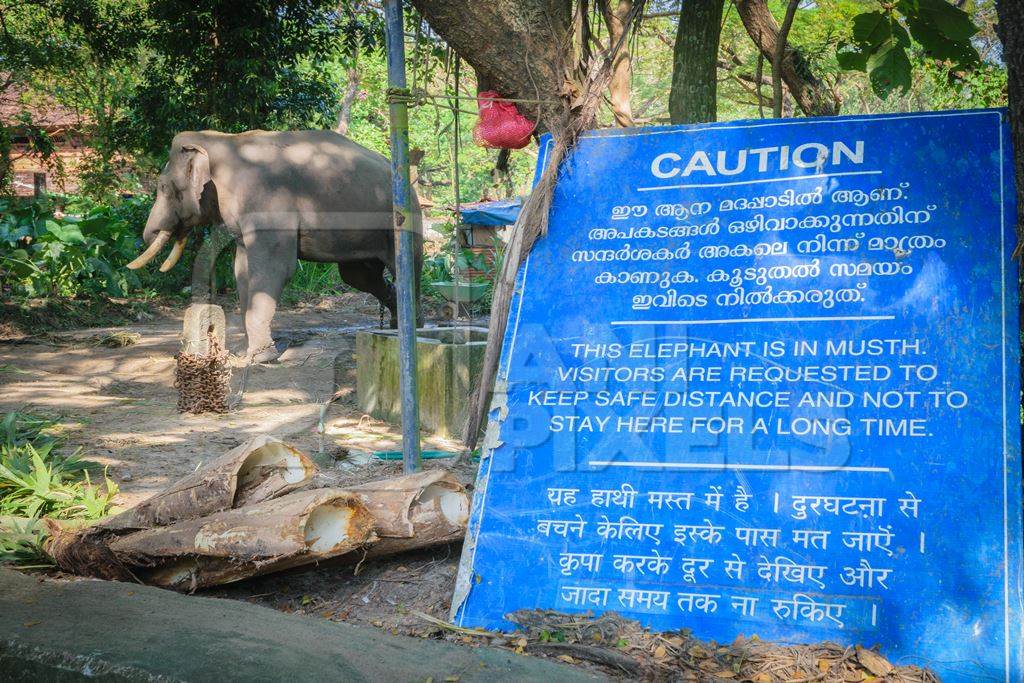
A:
126 232 172 270
158 235 189 273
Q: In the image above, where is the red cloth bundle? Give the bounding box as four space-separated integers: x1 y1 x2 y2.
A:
472 90 536 149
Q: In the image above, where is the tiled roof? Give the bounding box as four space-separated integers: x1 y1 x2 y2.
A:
0 79 80 130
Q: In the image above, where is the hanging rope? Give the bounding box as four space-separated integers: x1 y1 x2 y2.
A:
450 56 464 289
386 87 557 110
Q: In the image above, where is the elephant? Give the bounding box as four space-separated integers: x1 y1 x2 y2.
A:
127 130 422 363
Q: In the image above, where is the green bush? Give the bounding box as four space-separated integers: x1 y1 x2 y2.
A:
0 194 159 299
0 411 119 567
281 261 349 304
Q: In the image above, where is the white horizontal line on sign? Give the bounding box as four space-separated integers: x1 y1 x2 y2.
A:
588 461 891 473
637 169 883 191
610 315 896 326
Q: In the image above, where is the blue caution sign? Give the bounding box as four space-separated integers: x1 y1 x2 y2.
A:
451 110 1022 680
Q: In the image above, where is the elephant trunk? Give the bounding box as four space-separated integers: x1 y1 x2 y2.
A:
126 231 172 270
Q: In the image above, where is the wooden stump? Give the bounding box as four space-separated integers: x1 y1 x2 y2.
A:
182 303 226 356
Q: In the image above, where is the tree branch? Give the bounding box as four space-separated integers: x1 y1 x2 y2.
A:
598 0 635 127
735 0 839 116
773 0 799 118
410 0 572 132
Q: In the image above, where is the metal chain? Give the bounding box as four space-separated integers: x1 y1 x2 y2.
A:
174 331 231 414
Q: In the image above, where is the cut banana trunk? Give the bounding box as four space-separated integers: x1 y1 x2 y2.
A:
344 470 469 559
99 436 315 532
117 489 375 590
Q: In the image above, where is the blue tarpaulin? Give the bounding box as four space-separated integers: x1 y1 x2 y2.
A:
459 199 521 226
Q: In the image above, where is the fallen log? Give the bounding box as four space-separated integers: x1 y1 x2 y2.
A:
50 489 375 590
42 437 317 583
100 435 315 532
42 440 470 589
345 470 469 560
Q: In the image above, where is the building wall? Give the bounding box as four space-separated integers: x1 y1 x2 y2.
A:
10 144 88 196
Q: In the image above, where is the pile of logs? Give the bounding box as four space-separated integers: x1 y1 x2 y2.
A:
46 436 469 590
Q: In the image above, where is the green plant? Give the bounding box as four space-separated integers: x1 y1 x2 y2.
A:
0 412 118 566
0 518 51 568
279 261 355 306
0 194 161 298
0 445 116 520
286 261 347 295
836 0 981 98
422 253 453 283
0 411 58 447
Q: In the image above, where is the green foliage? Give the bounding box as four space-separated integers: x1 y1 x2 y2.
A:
2 0 375 194
0 1 152 199
0 518 52 568
0 411 118 566
0 443 115 520
0 412 119 519
837 0 980 98
422 253 454 287
0 0 1007 313
0 111 66 196
925 60 1008 109
281 261 352 305
0 412 58 447
421 235 505 312
129 0 354 153
0 195 160 298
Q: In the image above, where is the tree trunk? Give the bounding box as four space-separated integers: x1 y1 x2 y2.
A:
49 489 376 590
735 0 840 116
343 470 469 560
44 450 469 591
600 0 635 127
335 64 360 136
669 0 725 124
772 0 800 118
410 0 572 132
996 0 1024 244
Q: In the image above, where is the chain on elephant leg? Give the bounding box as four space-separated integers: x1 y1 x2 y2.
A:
227 361 250 411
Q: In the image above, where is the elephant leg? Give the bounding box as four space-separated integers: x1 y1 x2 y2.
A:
233 241 249 332
242 223 296 362
338 259 397 327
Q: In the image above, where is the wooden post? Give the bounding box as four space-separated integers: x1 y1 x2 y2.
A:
181 303 226 356
33 172 46 198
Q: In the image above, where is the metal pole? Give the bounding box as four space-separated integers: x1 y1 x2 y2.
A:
384 0 421 473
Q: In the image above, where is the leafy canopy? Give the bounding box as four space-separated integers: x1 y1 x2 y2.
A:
836 0 980 98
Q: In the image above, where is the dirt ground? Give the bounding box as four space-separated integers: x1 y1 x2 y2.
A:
0 292 468 508
1 293 478 638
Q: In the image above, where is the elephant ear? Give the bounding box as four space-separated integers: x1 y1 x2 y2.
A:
181 144 212 218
